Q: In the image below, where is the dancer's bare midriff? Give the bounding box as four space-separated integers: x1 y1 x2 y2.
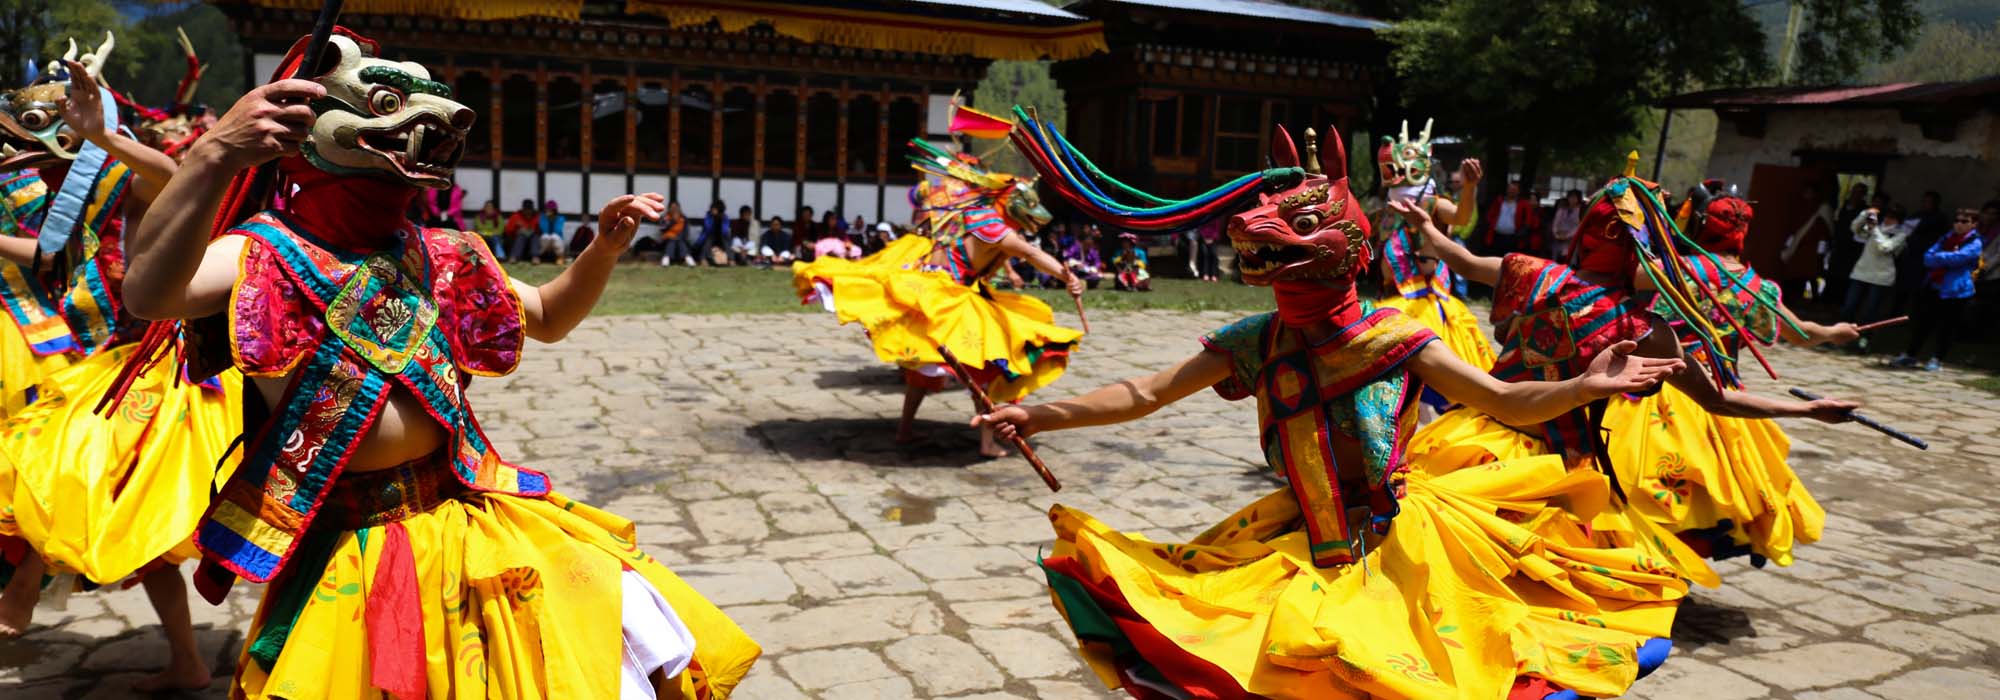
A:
248 375 448 471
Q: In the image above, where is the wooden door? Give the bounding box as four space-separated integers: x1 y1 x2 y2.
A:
1744 163 1833 279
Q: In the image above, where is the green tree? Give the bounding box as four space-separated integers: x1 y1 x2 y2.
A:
0 0 243 111
1871 20 2000 82
1386 0 1917 195
970 59 1064 177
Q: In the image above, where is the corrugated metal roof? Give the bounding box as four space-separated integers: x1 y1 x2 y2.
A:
1093 0 1388 30
1661 76 2000 109
893 0 1087 21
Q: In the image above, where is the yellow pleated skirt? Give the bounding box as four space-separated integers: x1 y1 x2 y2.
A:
1602 385 1823 566
0 317 72 419
0 343 242 585
1047 458 1685 700
1404 408 1722 588
232 490 761 700
794 237 1081 403
1378 293 1496 371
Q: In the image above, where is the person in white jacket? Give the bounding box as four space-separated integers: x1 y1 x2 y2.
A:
1843 205 1912 328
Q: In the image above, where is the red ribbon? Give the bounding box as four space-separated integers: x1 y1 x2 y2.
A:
365 522 428 700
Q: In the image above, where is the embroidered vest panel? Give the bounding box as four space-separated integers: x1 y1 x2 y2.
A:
57 161 134 353
198 211 539 584
1488 254 1652 454
1375 196 1456 300
1202 307 1438 568
1652 255 1780 362
0 171 76 356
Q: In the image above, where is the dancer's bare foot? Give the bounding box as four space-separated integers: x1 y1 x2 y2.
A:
978 426 1011 460
0 555 45 638
0 599 30 638
978 445 1012 460
896 428 924 444
132 659 211 693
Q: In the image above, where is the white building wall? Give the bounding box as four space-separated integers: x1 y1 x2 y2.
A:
1706 108 2000 207
499 169 538 210
759 180 797 222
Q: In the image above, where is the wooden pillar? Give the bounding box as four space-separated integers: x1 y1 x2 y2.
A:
877 82 891 222
710 76 723 201
535 62 548 205
668 68 681 204
579 64 593 217
836 81 850 214
488 61 503 205
625 64 638 194
754 76 767 217
794 77 808 213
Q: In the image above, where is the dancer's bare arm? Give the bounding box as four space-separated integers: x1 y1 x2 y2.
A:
515 193 663 343
1641 315 1856 422
59 61 177 203
995 233 1083 297
1390 198 1501 286
972 349 1231 438
0 236 36 266
125 80 323 320
1777 306 1859 347
1428 159 1481 228
1412 340 1682 426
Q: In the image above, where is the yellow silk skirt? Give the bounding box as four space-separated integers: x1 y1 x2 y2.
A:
0 343 242 584
1378 293 1496 371
233 489 760 700
1404 408 1722 588
0 317 72 419
1603 385 1823 566
1047 458 1685 700
794 237 1081 403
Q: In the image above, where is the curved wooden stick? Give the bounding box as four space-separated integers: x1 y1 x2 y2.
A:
937 345 1062 492
1072 294 1090 334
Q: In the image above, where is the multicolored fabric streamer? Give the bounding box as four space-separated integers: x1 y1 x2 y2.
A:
1008 105 1302 232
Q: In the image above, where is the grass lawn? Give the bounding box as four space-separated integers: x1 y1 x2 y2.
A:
502 261 1277 316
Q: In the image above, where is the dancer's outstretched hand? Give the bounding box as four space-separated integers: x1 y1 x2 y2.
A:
594 193 665 255
1388 197 1431 226
195 79 324 169
1798 397 1860 424
1579 340 1684 399
972 405 1037 440
1825 322 1862 345
1457 158 1483 187
57 60 106 139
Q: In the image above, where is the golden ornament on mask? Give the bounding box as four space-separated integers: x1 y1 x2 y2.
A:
1282 184 1330 210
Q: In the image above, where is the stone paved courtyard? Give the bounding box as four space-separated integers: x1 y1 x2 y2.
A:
4 308 2000 699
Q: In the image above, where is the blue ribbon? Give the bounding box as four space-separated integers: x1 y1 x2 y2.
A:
38 86 120 255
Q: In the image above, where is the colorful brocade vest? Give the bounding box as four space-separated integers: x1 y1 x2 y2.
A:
1201 306 1438 568
0 162 137 357
1488 254 1654 456
1652 254 1780 366
196 211 547 587
1375 191 1458 303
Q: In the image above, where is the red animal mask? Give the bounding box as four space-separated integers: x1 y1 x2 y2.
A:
1227 125 1371 326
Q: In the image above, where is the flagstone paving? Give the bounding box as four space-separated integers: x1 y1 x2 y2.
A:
4 309 1997 699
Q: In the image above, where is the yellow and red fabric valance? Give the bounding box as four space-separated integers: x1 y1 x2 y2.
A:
628 0 1106 62
208 0 585 21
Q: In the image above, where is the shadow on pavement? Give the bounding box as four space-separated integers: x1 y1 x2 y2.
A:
1671 594 1758 649
747 417 994 468
813 367 908 393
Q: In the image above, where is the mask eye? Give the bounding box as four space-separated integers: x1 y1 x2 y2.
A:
18 109 49 131
369 88 404 117
1291 212 1322 232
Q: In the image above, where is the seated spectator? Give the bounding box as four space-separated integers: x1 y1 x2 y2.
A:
1066 226 1104 289
729 205 758 266
815 231 860 260
503 198 538 262
471 199 505 258
533 200 566 264
1113 232 1151 292
760 216 794 266
659 201 694 266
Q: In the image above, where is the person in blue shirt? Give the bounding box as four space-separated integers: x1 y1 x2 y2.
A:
1895 207 1983 371
533 199 567 263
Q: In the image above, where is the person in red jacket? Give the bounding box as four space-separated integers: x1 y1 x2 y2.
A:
1481 180 1542 256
